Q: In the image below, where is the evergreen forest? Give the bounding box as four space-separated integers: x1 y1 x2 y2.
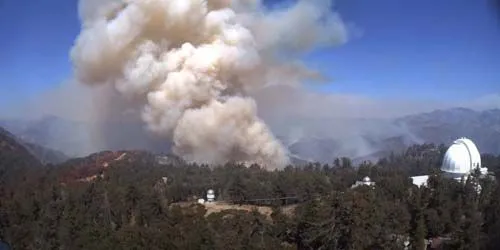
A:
2 143 500 249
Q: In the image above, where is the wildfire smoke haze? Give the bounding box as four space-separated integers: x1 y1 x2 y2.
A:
70 0 350 169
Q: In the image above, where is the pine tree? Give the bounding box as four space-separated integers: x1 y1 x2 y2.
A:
410 188 427 250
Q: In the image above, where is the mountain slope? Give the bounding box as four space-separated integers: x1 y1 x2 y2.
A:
0 115 91 158
3 108 500 165
0 115 171 158
396 108 500 154
58 150 185 184
0 127 43 183
22 141 68 165
285 108 500 163
0 126 66 165
0 127 42 163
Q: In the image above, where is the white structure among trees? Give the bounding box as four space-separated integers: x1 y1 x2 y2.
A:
351 176 375 188
206 189 215 202
411 137 489 187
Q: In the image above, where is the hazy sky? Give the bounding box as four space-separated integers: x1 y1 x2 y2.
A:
1 0 499 108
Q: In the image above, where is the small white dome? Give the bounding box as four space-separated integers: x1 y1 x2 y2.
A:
441 137 481 175
363 176 371 182
207 189 214 195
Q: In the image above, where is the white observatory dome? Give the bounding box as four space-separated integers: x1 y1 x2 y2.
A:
363 176 371 183
441 137 481 176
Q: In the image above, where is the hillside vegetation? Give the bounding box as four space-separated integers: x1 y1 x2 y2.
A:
1 131 500 249
5 108 500 164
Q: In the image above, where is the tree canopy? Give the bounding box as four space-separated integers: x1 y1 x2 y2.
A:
1 143 500 249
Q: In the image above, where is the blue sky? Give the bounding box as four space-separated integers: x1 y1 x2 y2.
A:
0 0 499 108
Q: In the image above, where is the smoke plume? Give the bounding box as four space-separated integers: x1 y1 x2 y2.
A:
70 0 349 168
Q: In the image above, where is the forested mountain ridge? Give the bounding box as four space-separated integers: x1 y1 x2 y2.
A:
0 115 89 157
4 107 500 164
0 125 67 165
396 108 500 154
2 136 500 249
0 126 42 168
0 126 44 198
57 150 180 184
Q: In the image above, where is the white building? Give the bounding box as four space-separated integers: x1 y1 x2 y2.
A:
206 189 215 202
351 176 376 189
411 137 489 187
410 175 431 187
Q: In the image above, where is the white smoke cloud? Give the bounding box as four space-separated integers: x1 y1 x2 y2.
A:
70 0 350 169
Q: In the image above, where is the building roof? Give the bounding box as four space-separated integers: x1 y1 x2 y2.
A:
411 175 429 187
441 137 481 174
351 176 375 189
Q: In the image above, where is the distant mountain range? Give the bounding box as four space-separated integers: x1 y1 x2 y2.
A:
0 115 171 159
395 108 500 154
2 107 500 164
0 115 94 158
0 126 44 169
0 126 68 165
285 108 500 164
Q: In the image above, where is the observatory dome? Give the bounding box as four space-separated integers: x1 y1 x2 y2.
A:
441 137 481 175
